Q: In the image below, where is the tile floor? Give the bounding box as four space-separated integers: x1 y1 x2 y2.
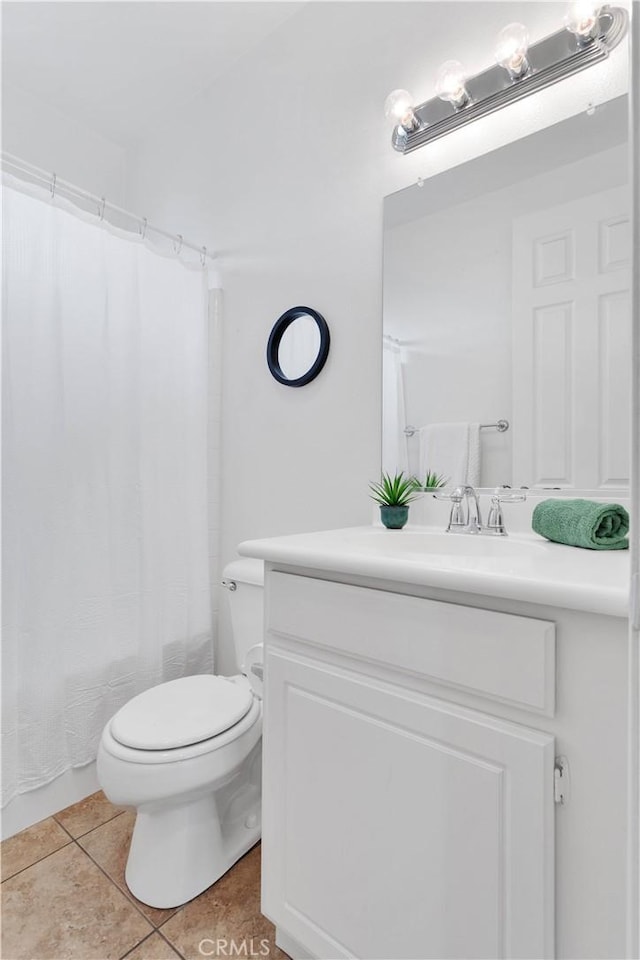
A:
1 792 288 960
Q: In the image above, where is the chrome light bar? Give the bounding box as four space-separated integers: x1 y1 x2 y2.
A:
390 6 628 154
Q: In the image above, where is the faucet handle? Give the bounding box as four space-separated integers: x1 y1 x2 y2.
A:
433 488 468 529
492 485 527 503
434 487 469 531
433 485 465 502
433 491 460 503
486 486 526 536
486 499 504 532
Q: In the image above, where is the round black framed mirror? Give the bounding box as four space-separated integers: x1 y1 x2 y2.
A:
266 306 330 387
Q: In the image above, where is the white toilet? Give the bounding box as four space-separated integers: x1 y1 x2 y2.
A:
97 558 264 909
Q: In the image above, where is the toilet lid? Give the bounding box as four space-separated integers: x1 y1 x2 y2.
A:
110 675 254 750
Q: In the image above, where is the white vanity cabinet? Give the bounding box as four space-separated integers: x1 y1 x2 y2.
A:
259 568 629 960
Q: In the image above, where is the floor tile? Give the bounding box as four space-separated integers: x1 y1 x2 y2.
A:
79 810 178 927
1 842 153 960
123 932 183 960
53 789 126 838
1 816 71 881
160 845 288 960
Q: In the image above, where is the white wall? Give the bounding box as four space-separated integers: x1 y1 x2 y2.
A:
122 1 628 673
2 83 127 203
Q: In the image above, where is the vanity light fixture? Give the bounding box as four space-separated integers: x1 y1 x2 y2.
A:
386 3 627 154
564 2 603 43
495 23 530 79
435 60 470 109
384 89 420 133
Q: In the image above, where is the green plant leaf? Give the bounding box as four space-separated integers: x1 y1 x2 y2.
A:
369 470 420 506
421 470 449 490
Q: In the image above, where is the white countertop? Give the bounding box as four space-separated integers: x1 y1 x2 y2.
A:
238 525 630 617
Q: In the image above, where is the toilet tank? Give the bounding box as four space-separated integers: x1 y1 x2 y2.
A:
222 558 264 672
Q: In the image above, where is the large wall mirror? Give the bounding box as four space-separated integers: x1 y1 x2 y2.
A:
383 95 630 493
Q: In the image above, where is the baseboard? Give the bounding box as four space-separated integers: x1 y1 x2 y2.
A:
1 762 100 839
275 928 317 960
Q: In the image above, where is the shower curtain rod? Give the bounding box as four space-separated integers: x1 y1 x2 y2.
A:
1 152 217 264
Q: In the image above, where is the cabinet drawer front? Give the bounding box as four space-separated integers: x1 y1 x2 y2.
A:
267 572 555 715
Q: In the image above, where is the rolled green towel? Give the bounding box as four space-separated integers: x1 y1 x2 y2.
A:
532 498 629 550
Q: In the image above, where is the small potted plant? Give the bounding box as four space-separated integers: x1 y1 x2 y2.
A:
369 471 420 529
420 470 449 491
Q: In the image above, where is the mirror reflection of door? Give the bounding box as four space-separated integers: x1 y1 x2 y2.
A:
382 95 630 494
512 187 631 490
277 314 322 381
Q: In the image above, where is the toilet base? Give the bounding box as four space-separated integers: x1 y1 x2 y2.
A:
124 749 262 908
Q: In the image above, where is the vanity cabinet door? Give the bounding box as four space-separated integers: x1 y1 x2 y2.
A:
262 647 555 960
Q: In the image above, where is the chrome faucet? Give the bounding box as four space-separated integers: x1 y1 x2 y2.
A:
437 484 526 536
484 486 527 535
446 485 483 534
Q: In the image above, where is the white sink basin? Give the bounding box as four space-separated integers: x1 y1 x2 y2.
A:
336 527 546 559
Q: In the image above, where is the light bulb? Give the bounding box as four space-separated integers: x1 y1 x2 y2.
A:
495 23 530 79
435 60 469 109
564 2 601 41
384 89 419 132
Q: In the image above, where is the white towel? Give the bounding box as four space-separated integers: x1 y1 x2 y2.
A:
419 422 481 487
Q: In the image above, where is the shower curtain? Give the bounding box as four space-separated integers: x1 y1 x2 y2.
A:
382 338 409 476
2 176 214 806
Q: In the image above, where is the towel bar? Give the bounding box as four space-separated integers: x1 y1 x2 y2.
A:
404 419 509 438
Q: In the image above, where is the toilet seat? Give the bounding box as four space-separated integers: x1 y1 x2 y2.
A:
101 695 261 766
110 675 254 751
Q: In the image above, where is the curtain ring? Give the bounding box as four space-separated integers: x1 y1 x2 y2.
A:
98 197 106 221
174 234 183 256
200 246 207 267
140 217 148 240
50 173 57 199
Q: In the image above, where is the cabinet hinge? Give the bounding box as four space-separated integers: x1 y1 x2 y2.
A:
554 755 570 805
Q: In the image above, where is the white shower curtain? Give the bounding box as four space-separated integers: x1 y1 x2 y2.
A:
382 338 409 476
2 177 213 806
